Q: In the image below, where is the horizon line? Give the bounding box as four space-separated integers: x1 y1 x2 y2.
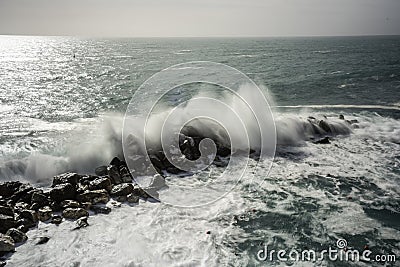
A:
1 33 400 39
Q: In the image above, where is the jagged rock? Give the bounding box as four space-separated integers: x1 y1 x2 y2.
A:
90 205 111 214
60 200 80 209
49 201 62 212
10 184 34 203
76 190 109 204
315 137 331 144
50 183 76 202
75 217 89 229
126 193 139 203
0 205 13 217
107 165 122 184
0 233 14 252
37 206 52 222
119 167 132 183
62 208 89 220
52 173 80 187
110 157 123 167
110 183 133 197
0 214 16 234
95 166 108 176
78 175 97 186
318 120 331 133
6 228 27 243
19 209 38 223
88 177 112 191
51 215 62 225
31 192 49 207
13 202 29 213
16 217 36 231
16 224 29 233
36 236 49 245
339 114 345 120
115 196 127 202
81 202 92 210
0 181 23 198
132 187 149 199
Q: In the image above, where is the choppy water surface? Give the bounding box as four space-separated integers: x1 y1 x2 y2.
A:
0 36 399 266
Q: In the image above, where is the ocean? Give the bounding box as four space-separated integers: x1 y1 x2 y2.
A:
0 35 399 266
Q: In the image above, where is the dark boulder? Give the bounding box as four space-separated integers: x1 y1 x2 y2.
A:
31 192 49 207
76 190 109 204
0 233 14 252
318 120 332 133
36 236 49 245
127 193 139 203
107 165 122 184
6 228 27 243
52 173 80 187
315 137 331 144
119 167 132 183
90 205 111 214
60 200 80 209
51 215 63 225
0 205 14 217
62 208 89 220
95 166 108 176
37 206 52 222
50 183 76 202
0 214 16 234
0 181 23 198
110 184 133 197
19 209 38 223
88 177 112 191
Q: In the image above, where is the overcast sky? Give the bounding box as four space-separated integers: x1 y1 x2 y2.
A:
0 0 399 37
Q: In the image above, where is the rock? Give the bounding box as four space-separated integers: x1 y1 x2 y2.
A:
315 137 331 144
29 202 40 211
132 187 149 199
110 183 133 197
107 165 122 184
0 260 5 267
350 119 359 124
95 166 108 176
36 236 49 245
31 192 49 207
90 205 111 214
76 190 109 204
88 177 112 191
50 183 76 202
62 208 89 220
16 217 36 230
49 201 62 212
10 184 34 203
6 228 27 243
16 224 29 233
13 202 29 213
318 120 332 133
37 206 52 222
0 205 13 217
110 157 123 167
0 233 14 252
119 166 132 183
78 175 97 186
74 217 89 229
0 181 23 198
339 114 345 120
126 194 139 203
20 209 38 223
60 200 80 209
0 214 16 234
115 196 127 202
52 173 80 187
51 215 63 225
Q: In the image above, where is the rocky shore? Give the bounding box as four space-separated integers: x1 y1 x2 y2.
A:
0 157 164 266
0 115 357 265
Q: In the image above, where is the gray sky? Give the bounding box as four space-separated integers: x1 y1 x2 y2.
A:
0 0 399 37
